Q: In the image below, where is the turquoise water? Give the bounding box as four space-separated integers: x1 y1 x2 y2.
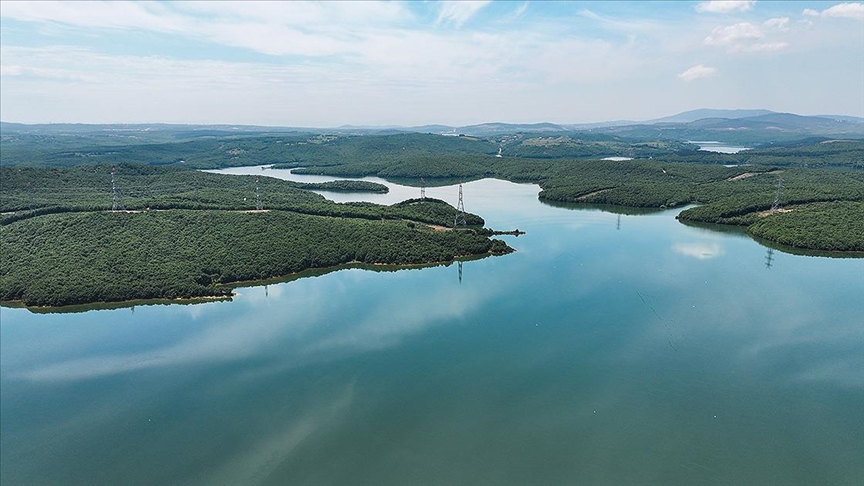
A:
2 177 862 485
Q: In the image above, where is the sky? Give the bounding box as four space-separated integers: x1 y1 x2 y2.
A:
1 1 862 127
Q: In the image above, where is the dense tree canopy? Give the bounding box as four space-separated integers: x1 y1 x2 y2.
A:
1 164 503 307
1 210 509 307
2 131 861 308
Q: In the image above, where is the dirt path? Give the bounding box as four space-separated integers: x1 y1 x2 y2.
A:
576 188 613 201
726 169 782 182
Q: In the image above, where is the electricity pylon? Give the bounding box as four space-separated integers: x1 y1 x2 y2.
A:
771 177 783 211
111 166 125 211
454 184 466 227
255 176 262 210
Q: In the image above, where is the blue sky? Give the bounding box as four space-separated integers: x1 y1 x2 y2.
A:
1 1 862 126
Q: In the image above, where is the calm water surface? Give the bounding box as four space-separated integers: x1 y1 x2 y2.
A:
692 141 750 154
2 173 862 485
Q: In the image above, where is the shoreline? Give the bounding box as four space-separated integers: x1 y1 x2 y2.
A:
0 250 512 314
677 217 864 257
538 199 862 256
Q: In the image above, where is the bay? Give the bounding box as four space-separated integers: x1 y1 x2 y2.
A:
1 174 862 485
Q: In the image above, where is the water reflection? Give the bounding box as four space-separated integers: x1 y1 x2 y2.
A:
765 248 775 269
5 263 513 384
672 242 725 259
195 381 357 486
2 176 863 485
538 200 666 216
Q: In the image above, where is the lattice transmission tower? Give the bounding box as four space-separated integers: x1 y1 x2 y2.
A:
771 177 784 211
111 166 125 211
420 177 426 200
454 184 466 227
255 176 262 210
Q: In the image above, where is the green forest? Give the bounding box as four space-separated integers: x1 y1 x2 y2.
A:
1 164 504 307
0 164 479 227
1 210 509 307
2 129 863 307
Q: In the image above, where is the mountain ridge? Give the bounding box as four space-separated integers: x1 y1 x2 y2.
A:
3 109 863 139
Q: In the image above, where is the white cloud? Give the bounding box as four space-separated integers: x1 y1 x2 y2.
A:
802 3 864 20
821 3 864 20
0 65 24 76
0 57 98 81
678 64 717 82
0 1 411 58
0 1 861 124
177 1 411 25
763 17 790 31
0 1 185 32
1 1 411 29
696 1 757 14
436 1 492 27
511 2 530 20
704 21 790 53
743 41 789 52
578 9 663 35
705 22 764 45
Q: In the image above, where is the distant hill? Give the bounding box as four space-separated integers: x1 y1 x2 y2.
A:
406 124 456 133
562 120 639 130
650 109 776 124
815 114 864 123
4 108 863 143
684 113 863 132
596 111 864 144
455 122 567 136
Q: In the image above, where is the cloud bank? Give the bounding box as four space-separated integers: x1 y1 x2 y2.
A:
696 1 756 14
678 64 717 82
805 2 864 20
1 1 862 124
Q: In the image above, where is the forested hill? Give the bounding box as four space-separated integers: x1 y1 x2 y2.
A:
1 165 510 308
0 126 864 303
1 129 698 168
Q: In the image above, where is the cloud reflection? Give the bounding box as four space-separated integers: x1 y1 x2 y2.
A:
8 267 505 383
672 242 724 259
196 381 355 486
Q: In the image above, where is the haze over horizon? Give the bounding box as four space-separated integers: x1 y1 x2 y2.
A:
1 1 862 126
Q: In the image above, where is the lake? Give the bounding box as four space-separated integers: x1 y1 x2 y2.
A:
2 172 862 485
691 141 750 154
